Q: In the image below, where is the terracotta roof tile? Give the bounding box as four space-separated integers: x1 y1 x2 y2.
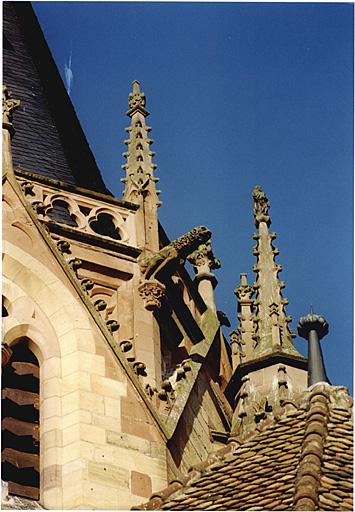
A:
138 384 352 511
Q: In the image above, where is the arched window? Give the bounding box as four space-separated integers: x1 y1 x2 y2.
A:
2 339 40 500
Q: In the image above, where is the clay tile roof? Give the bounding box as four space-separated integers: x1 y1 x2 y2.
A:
137 384 353 511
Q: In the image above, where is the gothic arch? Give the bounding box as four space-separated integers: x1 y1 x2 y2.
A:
2 241 101 506
2 338 40 500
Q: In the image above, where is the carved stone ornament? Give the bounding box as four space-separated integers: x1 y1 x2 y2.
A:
187 240 221 271
253 185 271 227
128 80 146 110
138 279 166 311
138 226 211 280
234 274 254 301
3 85 20 134
328 385 353 411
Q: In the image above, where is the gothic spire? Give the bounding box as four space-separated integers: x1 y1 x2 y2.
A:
121 81 161 206
251 186 300 358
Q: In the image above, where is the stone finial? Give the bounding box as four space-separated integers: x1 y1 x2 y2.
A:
3 86 20 137
297 309 330 386
128 80 146 112
253 185 271 228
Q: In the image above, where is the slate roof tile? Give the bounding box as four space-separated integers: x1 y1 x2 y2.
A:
4 2 109 194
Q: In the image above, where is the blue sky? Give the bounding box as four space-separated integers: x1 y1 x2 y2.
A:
33 2 353 393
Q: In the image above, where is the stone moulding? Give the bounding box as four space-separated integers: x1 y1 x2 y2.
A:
46 222 140 260
9 171 231 444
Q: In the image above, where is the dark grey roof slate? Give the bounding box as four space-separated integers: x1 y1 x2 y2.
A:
3 2 110 195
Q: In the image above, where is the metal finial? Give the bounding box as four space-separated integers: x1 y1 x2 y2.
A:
297 310 329 340
297 310 330 386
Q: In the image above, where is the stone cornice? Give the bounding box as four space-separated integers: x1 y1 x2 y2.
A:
14 167 139 211
224 351 308 405
44 221 141 260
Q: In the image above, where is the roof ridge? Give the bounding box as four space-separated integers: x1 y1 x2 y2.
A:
135 384 352 511
293 384 332 511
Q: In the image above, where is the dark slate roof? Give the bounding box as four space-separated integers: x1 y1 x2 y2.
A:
137 384 353 511
3 1 110 194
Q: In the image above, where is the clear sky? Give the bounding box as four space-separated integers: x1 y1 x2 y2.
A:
33 2 353 393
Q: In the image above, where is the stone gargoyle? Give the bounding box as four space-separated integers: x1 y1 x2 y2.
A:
138 226 211 280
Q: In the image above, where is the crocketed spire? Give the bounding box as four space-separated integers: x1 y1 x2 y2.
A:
121 81 161 205
251 186 300 358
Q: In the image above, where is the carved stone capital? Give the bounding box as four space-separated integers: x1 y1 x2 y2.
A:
138 279 166 311
3 86 20 136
